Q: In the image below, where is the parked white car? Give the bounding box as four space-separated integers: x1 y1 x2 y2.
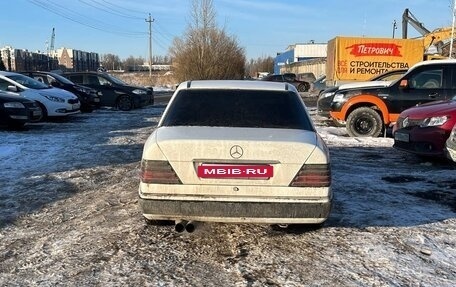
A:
139 80 332 232
0 71 80 118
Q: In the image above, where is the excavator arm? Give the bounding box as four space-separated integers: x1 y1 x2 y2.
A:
402 8 430 39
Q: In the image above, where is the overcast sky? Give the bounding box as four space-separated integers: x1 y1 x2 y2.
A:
1 0 454 60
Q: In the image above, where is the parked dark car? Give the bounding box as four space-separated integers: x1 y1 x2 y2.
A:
260 73 310 92
20 71 100 113
0 92 42 128
393 96 456 157
310 75 327 95
317 69 408 118
330 59 456 138
63 72 153 111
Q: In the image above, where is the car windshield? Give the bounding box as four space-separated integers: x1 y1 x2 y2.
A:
314 75 326 83
161 89 314 130
370 70 406 82
104 73 127 85
7 74 50 89
49 73 74 85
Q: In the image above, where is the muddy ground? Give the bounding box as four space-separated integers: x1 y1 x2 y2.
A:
0 99 455 286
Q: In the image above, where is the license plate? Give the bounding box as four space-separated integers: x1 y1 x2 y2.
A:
198 164 273 179
72 104 80 110
394 132 409 142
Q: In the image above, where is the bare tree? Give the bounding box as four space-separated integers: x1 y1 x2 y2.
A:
245 56 274 78
170 0 246 82
123 56 146 71
100 53 122 70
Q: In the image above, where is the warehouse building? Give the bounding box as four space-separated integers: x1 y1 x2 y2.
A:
274 42 327 74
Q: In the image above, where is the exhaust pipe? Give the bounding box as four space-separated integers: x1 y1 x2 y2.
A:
174 220 188 233
185 221 197 233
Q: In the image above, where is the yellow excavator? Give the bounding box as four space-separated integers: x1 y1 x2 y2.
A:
402 8 454 59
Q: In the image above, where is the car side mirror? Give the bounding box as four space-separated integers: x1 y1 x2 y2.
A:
399 79 409 89
7 85 18 92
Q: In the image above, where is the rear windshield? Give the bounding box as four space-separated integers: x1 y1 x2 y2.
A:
161 89 314 130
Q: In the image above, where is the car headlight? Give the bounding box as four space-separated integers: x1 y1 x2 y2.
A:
40 94 65 103
332 93 345 102
402 116 409 127
4 102 25 108
74 86 90 94
321 92 335 99
420 116 448 127
132 89 147 95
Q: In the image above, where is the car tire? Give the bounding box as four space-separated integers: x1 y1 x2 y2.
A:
346 107 383 137
297 83 307 92
82 107 94 113
117 95 133 111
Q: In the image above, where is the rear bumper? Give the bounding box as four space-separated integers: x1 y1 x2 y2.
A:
139 195 332 224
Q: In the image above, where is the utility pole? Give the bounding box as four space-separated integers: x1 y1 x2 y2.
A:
145 13 154 78
450 0 456 58
392 20 397 38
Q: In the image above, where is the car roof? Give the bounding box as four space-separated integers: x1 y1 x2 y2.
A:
0 71 21 76
64 71 101 75
412 59 456 69
177 80 296 91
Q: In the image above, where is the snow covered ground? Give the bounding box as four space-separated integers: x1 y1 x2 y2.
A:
0 101 455 286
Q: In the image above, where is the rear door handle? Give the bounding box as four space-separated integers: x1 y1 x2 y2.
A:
428 92 439 98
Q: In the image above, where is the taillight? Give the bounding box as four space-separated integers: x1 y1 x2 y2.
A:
290 164 331 187
140 160 181 184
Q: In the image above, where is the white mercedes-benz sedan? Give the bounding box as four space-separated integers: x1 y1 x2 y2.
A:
139 80 332 231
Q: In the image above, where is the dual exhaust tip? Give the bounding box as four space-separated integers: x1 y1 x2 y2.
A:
175 220 197 233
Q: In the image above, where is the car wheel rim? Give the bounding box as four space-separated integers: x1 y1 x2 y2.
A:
354 117 373 135
118 97 131 110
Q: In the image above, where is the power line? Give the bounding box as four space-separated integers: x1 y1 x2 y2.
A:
100 0 147 15
152 35 169 51
28 0 146 37
154 22 176 41
79 0 145 20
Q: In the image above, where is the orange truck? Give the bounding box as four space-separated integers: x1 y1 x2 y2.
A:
325 36 425 87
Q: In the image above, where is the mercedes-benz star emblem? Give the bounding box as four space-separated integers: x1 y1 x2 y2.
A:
230 145 243 159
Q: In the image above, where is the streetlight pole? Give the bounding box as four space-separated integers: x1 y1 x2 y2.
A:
145 13 154 78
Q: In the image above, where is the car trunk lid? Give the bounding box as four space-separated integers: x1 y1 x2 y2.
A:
154 126 319 186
